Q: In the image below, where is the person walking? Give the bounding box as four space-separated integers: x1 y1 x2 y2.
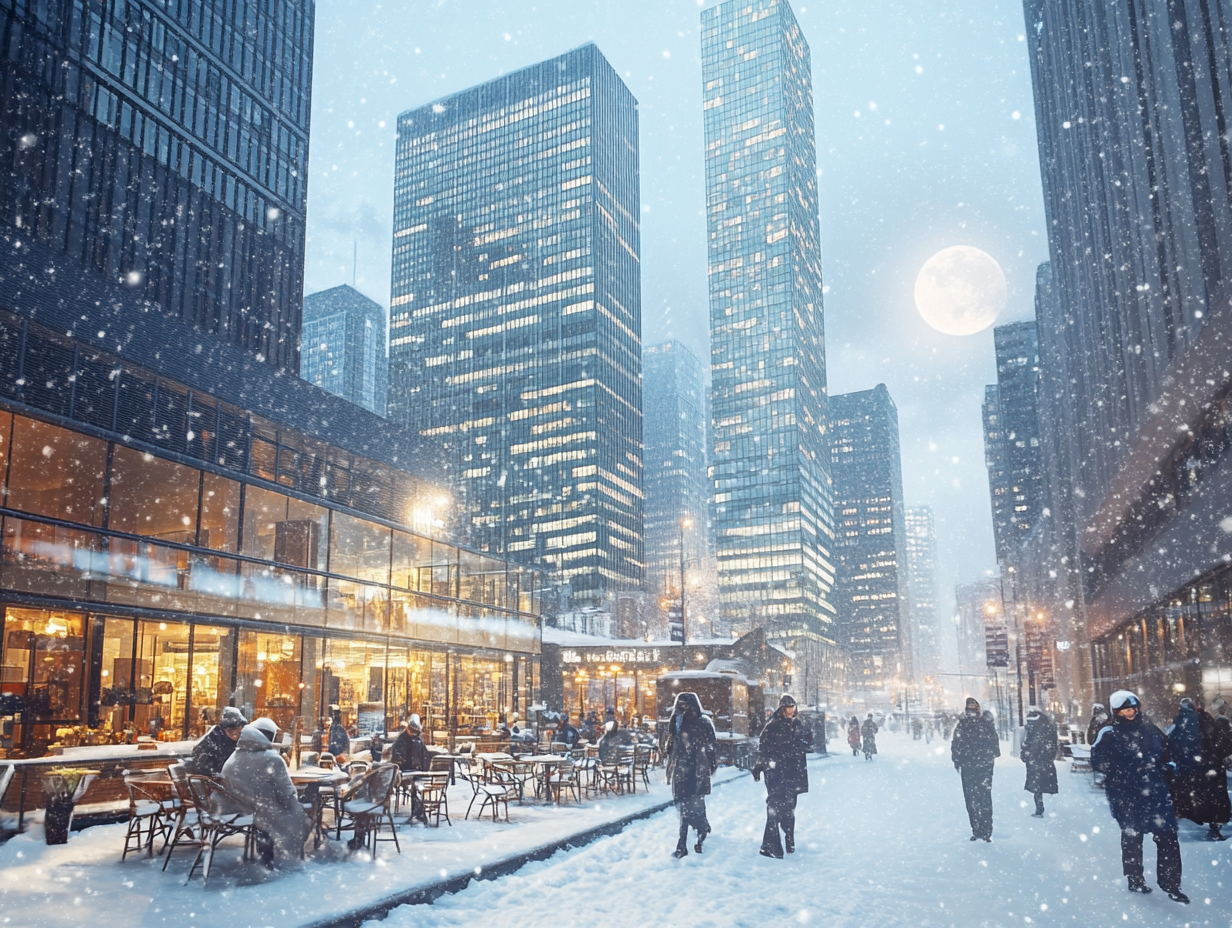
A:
860 713 879 760
1087 703 1110 747
951 696 1000 841
1020 706 1058 817
754 694 812 858
327 705 349 758
221 718 311 868
847 717 861 757
664 692 717 858
1091 690 1188 903
1169 697 1232 841
185 706 247 777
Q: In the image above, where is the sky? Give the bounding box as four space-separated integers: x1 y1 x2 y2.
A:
302 0 1051 641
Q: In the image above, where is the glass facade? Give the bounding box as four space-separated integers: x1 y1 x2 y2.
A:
0 317 540 759
387 43 643 605
700 0 836 693
828 386 909 690
301 285 389 417
0 0 312 372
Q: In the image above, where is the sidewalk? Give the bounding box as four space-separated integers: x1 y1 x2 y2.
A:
0 765 747 928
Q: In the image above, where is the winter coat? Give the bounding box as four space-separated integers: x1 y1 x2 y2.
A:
847 721 861 747
1171 709 1232 826
1090 714 1176 834
756 707 811 795
598 725 634 764
390 730 431 771
664 694 718 800
328 720 349 757
951 713 1000 770
1167 704 1203 774
220 724 311 866
556 722 581 747
1020 712 1059 794
860 718 879 754
1086 707 1109 747
186 725 237 778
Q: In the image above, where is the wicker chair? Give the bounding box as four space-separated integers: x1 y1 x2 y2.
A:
121 774 173 861
161 763 205 870
184 776 257 885
335 763 401 859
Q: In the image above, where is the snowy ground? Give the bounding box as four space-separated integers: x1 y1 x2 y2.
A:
0 766 742 928
371 731 1232 928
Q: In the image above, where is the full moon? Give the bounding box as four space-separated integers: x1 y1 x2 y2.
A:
913 245 1007 336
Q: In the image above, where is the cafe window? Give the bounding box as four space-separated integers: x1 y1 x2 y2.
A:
108 446 200 542
187 624 234 738
1 515 102 601
319 638 387 739
198 472 241 553
391 530 430 592
329 511 391 584
328 579 389 633
6 416 106 526
242 485 329 571
235 630 303 732
135 619 192 738
1 607 85 721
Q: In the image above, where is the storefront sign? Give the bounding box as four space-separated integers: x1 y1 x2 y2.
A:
560 648 665 669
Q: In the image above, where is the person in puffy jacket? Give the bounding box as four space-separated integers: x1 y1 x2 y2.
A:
186 706 246 778
1169 697 1232 841
1091 690 1188 903
220 718 310 868
754 694 812 858
847 717 861 757
664 692 717 858
1087 703 1109 747
1020 706 1058 817
951 697 1000 841
860 714 879 760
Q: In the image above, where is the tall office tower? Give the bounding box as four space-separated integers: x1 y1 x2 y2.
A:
904 506 941 677
642 341 709 619
1025 1 1232 715
982 322 1045 564
301 285 388 416
954 578 1002 694
0 0 313 373
829 385 910 690
701 0 837 698
388 45 642 606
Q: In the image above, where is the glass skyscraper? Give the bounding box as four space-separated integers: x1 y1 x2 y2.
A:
388 44 642 607
904 506 940 680
302 285 388 417
0 0 313 374
701 0 836 696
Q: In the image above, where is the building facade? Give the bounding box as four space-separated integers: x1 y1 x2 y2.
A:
302 285 388 417
388 44 643 609
0 0 312 373
642 341 712 634
1024 0 1232 720
904 506 941 679
829 385 910 690
701 0 837 699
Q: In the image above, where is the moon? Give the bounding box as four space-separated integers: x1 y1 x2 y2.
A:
913 246 1007 336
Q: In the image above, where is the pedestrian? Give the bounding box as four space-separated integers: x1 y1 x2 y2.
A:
664 691 717 858
327 705 349 758
754 694 812 858
185 706 247 777
581 710 600 744
598 718 634 763
556 713 582 748
1020 705 1058 817
911 717 923 741
951 696 1000 842
391 714 431 771
221 718 311 868
860 713 879 760
1087 702 1109 746
847 717 861 757
1169 697 1232 841
1091 690 1188 902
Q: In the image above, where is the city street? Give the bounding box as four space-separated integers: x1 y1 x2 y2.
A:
378 730 1232 928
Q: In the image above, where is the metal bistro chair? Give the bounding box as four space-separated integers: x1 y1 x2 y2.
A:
336 763 401 859
161 763 206 870
418 771 452 827
121 773 174 861
546 758 581 804
634 743 653 790
465 758 518 822
184 776 257 885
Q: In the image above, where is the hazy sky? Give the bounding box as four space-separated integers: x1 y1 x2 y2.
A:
303 0 1050 626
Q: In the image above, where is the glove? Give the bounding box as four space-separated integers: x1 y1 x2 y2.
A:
752 765 762 782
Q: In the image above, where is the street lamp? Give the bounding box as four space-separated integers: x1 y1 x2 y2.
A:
679 516 692 670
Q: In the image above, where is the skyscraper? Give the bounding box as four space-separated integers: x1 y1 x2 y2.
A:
904 506 941 678
302 285 388 417
388 44 642 606
829 385 909 689
0 0 313 374
701 0 836 696
982 322 1045 565
642 341 709 623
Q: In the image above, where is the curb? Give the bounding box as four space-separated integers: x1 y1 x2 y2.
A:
306 770 752 928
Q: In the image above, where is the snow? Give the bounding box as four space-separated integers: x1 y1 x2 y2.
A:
2 732 1230 927
373 731 1231 928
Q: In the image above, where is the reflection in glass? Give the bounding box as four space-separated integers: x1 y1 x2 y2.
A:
242 485 329 570
135 620 191 738
235 630 303 731
199 473 241 553
7 417 106 525
329 511 391 583
108 446 200 542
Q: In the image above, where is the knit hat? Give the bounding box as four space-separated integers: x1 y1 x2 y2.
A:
779 694 796 709
219 706 248 729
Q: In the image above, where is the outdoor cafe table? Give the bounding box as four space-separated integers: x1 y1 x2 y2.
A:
398 770 437 823
516 755 568 801
291 765 348 847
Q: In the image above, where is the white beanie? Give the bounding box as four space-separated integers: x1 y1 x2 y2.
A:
1109 690 1139 711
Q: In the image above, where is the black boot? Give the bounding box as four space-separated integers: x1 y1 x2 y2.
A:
673 822 689 858
1165 889 1190 904
785 829 795 854
1127 877 1151 894
1207 824 1227 841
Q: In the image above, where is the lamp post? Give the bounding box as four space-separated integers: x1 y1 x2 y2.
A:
678 516 692 670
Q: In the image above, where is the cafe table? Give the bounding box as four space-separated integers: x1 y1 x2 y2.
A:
291 765 349 847
516 755 568 801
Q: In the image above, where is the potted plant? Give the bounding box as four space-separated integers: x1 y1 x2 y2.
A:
41 767 98 845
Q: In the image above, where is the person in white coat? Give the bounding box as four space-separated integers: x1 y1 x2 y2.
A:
220 718 310 868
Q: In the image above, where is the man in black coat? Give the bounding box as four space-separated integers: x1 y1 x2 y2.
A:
555 714 582 748
391 714 432 823
754 694 812 858
951 696 1000 841
1020 706 1059 817
1091 690 1188 903
665 692 717 858
185 706 247 777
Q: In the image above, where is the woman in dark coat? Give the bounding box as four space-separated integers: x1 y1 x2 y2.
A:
847 717 861 756
754 694 812 858
1170 697 1232 840
860 713 879 760
1020 706 1059 816
664 691 717 858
